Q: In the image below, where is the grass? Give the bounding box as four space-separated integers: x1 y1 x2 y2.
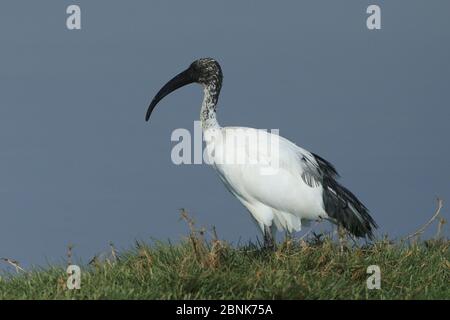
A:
0 223 448 299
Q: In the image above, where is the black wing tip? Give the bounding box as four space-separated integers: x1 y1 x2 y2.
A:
323 178 378 240
349 211 378 240
336 205 377 240
312 152 340 178
311 153 377 239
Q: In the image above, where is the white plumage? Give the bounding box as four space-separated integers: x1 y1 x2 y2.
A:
207 127 326 235
146 58 377 245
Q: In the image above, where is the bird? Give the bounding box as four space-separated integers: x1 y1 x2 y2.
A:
145 58 377 247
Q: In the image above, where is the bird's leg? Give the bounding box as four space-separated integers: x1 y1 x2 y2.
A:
263 225 276 251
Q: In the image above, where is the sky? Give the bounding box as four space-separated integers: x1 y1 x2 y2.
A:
0 1 449 270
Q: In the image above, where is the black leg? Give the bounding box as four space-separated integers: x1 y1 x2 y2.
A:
263 225 276 251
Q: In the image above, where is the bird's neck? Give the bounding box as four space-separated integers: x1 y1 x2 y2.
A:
200 83 221 130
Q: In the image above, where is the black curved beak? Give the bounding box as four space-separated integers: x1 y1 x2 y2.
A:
145 68 195 122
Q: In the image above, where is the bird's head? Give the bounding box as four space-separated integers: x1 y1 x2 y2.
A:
145 58 223 121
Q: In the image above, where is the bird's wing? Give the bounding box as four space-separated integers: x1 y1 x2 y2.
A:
217 128 376 239
219 127 334 186
260 131 376 238
272 133 339 187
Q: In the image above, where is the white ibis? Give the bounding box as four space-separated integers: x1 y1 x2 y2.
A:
146 58 377 246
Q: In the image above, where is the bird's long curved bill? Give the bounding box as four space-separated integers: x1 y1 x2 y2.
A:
145 69 194 121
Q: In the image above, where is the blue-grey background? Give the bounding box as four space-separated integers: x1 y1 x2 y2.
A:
0 1 449 269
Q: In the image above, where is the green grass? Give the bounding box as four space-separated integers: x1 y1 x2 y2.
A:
0 232 448 299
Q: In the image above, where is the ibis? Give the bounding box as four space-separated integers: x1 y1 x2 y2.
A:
146 58 377 247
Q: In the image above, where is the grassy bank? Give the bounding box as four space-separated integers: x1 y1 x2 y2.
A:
0 232 448 299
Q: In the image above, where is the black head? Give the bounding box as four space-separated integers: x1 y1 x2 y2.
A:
145 58 223 121
188 58 223 87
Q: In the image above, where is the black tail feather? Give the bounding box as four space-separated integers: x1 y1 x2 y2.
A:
322 176 377 239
